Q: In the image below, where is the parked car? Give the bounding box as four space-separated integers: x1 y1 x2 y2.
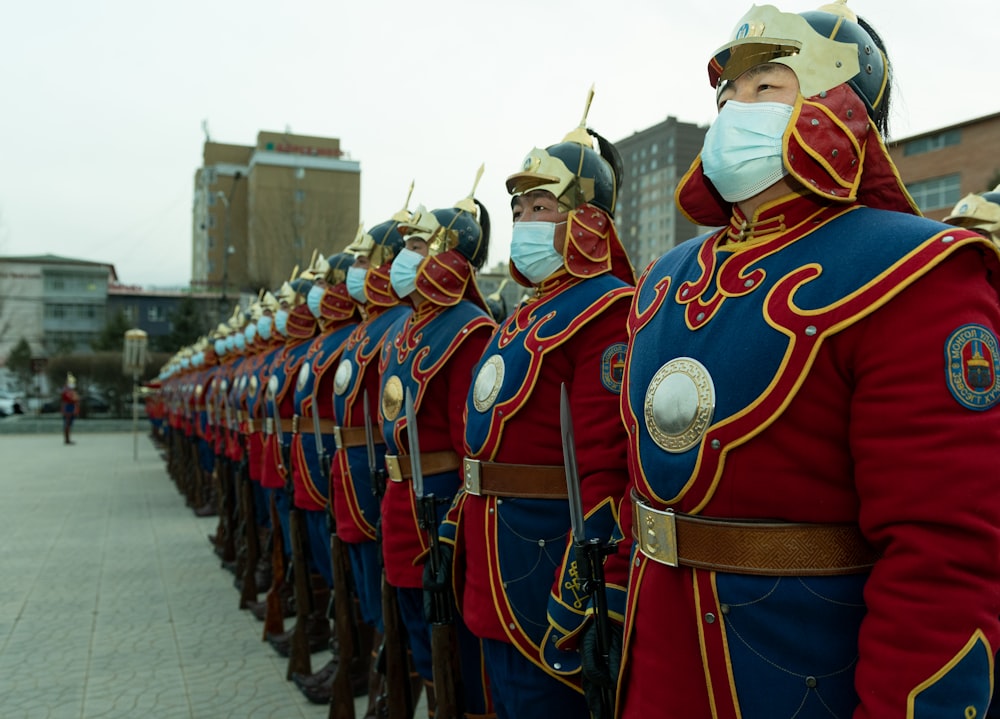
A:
0 391 25 417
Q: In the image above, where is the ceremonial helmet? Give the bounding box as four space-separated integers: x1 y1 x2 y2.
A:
708 1 888 125
676 0 917 227
397 168 492 309
505 88 634 286
401 166 490 270
506 88 619 215
345 187 413 308
944 186 1000 245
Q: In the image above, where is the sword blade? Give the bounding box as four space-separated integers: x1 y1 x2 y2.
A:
404 387 424 499
363 389 377 476
560 382 587 543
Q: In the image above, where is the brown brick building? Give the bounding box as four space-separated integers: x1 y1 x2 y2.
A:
887 112 1000 221
192 131 360 300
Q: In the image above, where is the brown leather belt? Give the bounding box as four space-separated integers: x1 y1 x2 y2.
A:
292 415 337 436
264 417 297 436
386 451 461 482
462 459 567 499
334 426 368 450
632 494 878 576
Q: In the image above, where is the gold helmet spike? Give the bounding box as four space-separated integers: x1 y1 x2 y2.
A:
400 204 440 241
562 84 596 147
391 180 416 223
455 164 485 214
276 281 298 306
215 322 231 337
817 0 857 22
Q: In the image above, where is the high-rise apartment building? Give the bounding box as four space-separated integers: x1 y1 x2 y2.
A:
614 117 707 271
192 131 361 297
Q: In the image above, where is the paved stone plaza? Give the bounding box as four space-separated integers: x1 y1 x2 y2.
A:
0 430 371 719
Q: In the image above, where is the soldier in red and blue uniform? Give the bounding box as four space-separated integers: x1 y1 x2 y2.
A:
440 102 634 719
325 211 413 712
380 185 496 716
286 253 364 701
610 4 1000 718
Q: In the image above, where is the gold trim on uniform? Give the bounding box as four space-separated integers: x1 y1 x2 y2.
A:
333 359 353 396
382 375 404 421
472 355 505 413
644 357 715 453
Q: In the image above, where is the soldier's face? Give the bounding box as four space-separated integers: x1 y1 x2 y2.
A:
717 63 800 110
405 237 429 258
352 255 371 269
512 190 568 253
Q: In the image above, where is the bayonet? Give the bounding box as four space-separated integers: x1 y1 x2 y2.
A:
404 388 424 500
309 366 328 477
560 382 615 719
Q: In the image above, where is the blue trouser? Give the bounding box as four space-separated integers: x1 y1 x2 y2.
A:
397 586 492 715
305 509 333 588
481 636 587 719
197 438 214 473
252 481 270 528
348 540 383 631
265 487 292 559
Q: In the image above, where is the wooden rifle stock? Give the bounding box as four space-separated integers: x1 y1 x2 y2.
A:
328 531 357 719
286 506 313 679
380 571 413 719
419 497 462 719
263 494 286 640
238 463 259 610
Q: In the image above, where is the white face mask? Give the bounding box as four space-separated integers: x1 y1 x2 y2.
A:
306 284 326 318
257 315 273 341
510 221 565 284
274 309 289 337
389 247 424 298
346 266 369 303
700 100 794 203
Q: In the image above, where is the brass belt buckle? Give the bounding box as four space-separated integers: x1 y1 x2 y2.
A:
264 417 274 436
463 458 482 495
385 455 403 482
291 416 300 434
635 500 679 567
333 426 344 451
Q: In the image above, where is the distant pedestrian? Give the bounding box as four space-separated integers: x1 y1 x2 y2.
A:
61 373 79 445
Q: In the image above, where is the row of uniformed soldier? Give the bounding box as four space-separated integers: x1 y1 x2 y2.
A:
148 2 1000 717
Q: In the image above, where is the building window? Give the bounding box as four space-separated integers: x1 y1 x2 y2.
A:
651 143 658 154
903 129 961 156
295 189 306 203
147 306 167 322
906 174 961 211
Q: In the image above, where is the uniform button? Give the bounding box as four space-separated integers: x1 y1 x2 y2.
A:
509 623 516 630
710 439 721 450
720 604 730 615
553 662 562 670
696 312 705 321
704 613 716 624
805 676 817 688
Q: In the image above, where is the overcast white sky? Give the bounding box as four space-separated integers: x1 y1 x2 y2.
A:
1 0 997 287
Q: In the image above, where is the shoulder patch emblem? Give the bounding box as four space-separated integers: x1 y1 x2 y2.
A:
945 324 1000 411
601 342 627 394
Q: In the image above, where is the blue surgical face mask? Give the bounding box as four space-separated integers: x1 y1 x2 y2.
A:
346 266 369 303
510 221 565 284
306 284 326 318
389 247 424 298
258 315 273 341
224 335 236 353
234 332 246 351
700 100 794 203
274 309 289 337
244 324 257 344
214 339 226 356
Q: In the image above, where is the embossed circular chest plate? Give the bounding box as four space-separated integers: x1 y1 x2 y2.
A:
472 355 505 413
333 359 353 396
382 375 403 421
297 361 311 393
644 357 716 453
266 374 279 400
249 376 258 394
